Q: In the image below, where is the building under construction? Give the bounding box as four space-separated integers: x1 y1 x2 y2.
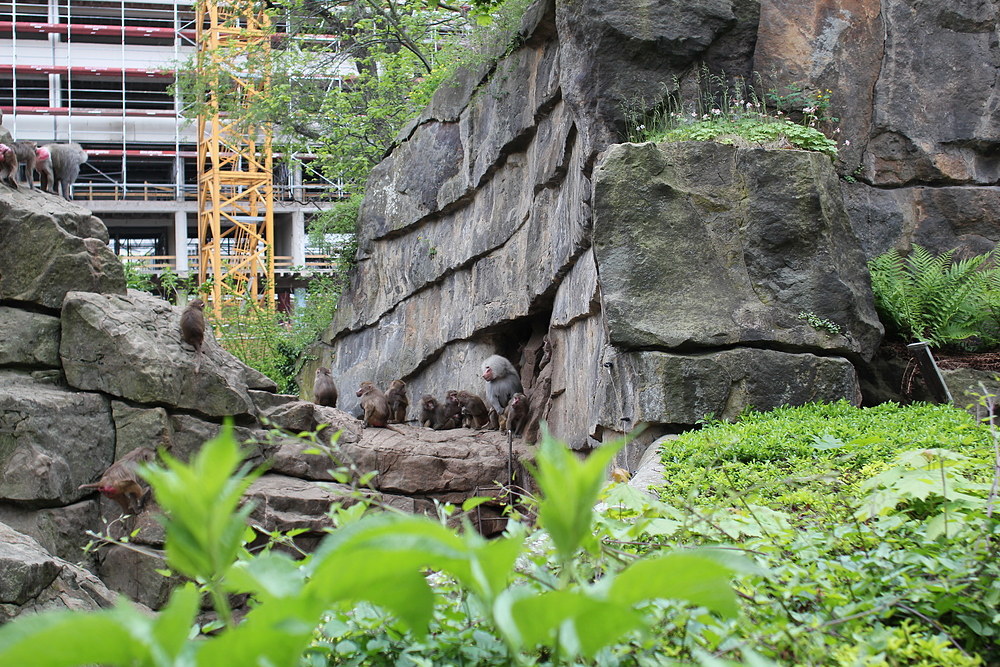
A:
0 0 346 309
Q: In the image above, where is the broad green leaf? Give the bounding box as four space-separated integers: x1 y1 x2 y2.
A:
505 589 643 658
225 551 305 600
609 552 738 618
530 431 627 562
151 583 201 663
0 605 150 666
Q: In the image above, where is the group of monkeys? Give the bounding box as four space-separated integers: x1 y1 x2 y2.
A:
314 354 531 437
0 140 88 199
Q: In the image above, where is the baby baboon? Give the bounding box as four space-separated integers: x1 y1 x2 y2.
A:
418 394 439 428
40 142 88 200
10 141 37 188
314 367 338 408
385 379 408 423
180 298 206 374
434 390 462 430
78 447 157 516
356 381 391 428
455 390 489 429
0 143 18 188
501 392 529 437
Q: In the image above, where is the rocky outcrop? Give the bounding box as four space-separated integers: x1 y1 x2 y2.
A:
0 186 533 621
302 0 893 466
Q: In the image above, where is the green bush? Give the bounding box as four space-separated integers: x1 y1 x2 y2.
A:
869 245 1000 350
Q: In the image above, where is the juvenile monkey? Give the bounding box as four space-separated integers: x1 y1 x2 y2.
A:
0 143 18 188
313 367 338 408
78 447 157 516
482 355 523 429
501 392 529 437
455 390 490 429
435 389 462 430
180 298 206 374
385 379 408 423
418 394 440 428
10 140 37 188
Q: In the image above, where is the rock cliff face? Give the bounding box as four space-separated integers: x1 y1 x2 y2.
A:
310 0 989 461
0 187 532 619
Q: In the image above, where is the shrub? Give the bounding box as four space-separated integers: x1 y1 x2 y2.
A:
868 244 1000 350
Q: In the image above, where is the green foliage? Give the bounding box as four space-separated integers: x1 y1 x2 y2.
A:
655 400 991 516
623 69 842 158
641 400 1000 666
798 310 843 336
869 245 1000 349
123 260 155 292
0 427 739 667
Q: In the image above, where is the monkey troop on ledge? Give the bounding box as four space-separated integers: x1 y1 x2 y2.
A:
0 140 87 199
314 353 529 437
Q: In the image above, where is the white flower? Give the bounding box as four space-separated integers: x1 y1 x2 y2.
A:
711 108 722 115
844 140 851 146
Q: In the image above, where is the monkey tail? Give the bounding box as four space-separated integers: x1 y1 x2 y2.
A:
194 346 202 375
77 483 100 490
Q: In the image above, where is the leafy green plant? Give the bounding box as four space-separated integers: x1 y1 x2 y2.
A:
122 260 155 292
0 426 742 667
869 245 1000 349
798 310 843 336
623 68 842 158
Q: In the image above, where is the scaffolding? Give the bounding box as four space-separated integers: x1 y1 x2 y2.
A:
195 0 274 316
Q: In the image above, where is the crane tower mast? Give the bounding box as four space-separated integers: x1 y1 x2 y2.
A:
195 0 275 317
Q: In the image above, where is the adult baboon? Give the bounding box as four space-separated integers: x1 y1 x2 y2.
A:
40 142 88 200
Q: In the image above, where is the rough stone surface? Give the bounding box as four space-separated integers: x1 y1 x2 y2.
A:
0 307 61 368
593 142 883 362
594 348 860 430
0 369 115 506
97 544 182 611
60 290 268 418
0 521 121 623
0 500 100 565
0 188 125 309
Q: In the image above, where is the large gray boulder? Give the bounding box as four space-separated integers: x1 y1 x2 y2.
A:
0 369 115 506
0 522 121 623
0 307 61 368
592 141 883 362
0 188 124 309
59 290 275 418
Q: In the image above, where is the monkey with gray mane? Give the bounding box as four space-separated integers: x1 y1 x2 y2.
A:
482 354 523 429
40 142 87 200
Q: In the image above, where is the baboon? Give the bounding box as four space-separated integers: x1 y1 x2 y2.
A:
482 355 523 429
385 379 408 423
435 390 462 430
78 447 157 516
356 381 391 428
418 394 440 428
0 143 18 188
180 298 206 374
313 367 338 408
40 142 87 200
10 141 37 188
455 390 489 429
501 392 529 437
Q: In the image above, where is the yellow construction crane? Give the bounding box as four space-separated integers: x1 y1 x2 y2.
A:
195 0 275 318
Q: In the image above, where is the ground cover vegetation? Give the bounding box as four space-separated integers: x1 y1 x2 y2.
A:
1 400 996 666
623 70 842 159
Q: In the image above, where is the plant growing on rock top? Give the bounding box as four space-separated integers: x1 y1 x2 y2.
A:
623 69 841 158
